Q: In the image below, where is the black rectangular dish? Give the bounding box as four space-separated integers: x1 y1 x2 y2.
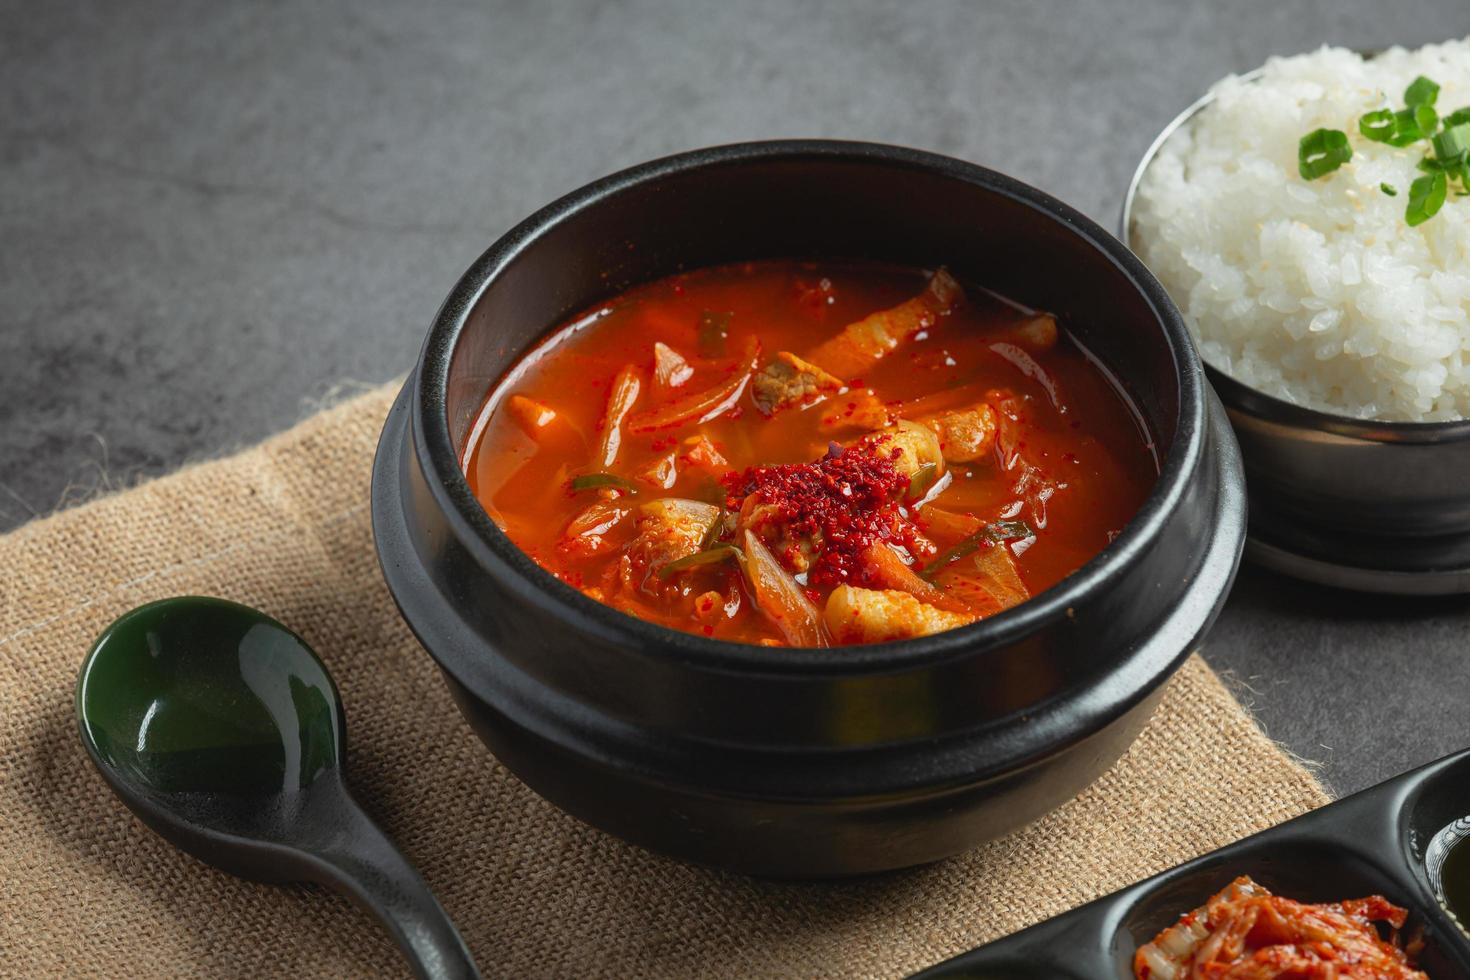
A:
911 749 1470 978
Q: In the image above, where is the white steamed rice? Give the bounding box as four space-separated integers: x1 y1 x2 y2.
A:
1131 39 1470 421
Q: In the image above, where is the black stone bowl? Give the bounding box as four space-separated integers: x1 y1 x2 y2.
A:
370 140 1246 878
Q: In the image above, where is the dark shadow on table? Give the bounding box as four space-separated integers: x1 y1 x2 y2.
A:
1203 562 1470 798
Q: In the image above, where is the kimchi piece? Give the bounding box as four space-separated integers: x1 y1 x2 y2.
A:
467 259 1157 645
1134 876 1428 980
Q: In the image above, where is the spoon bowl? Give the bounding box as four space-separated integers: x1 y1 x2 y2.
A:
77 596 479 979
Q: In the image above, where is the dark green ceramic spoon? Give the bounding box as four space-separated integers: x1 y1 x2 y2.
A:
76 596 480 980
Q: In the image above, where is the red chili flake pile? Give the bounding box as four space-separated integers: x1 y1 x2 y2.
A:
721 442 921 587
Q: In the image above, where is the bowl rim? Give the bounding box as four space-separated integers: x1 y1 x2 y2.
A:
409 138 1208 674
1207 364 1470 444
1121 67 1470 442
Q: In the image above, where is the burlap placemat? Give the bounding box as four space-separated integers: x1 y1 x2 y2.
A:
0 383 1327 978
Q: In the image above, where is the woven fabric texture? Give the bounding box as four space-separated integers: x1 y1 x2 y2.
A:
0 384 1328 978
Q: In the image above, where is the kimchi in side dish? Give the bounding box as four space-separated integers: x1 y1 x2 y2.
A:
466 260 1157 647
1134 876 1429 979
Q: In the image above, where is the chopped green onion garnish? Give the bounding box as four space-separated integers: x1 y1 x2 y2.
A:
570 473 639 494
1385 109 1427 146
919 520 1034 581
1406 171 1448 227
1298 128 1352 179
1358 109 1398 143
1433 122 1470 162
1300 74 1467 226
657 545 740 578
904 462 940 502
1414 104 1440 141
1426 158 1469 183
1405 75 1441 108
986 519 1034 542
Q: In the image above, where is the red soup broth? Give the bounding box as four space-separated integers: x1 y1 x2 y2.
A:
465 260 1157 647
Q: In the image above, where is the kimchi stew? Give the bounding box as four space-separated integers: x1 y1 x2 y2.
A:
466 260 1157 647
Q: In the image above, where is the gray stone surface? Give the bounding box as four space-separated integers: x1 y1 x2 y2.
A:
4 0 1469 798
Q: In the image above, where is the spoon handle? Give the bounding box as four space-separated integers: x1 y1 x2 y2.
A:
305 792 481 980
